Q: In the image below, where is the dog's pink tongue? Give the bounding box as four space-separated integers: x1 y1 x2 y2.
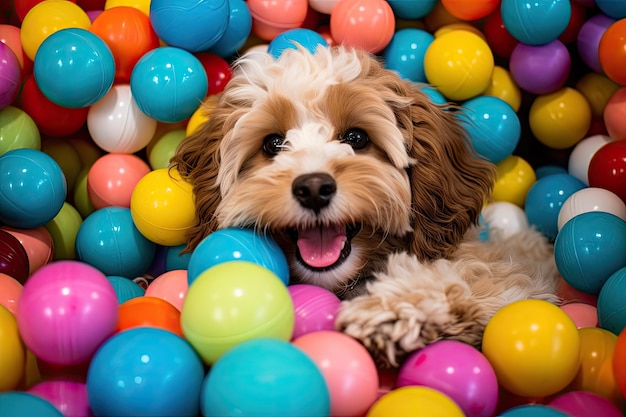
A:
297 225 347 268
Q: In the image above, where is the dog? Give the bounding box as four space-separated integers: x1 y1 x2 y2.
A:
171 45 560 367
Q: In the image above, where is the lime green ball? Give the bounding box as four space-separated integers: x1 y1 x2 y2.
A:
181 261 294 365
147 128 186 170
73 167 95 219
0 105 41 155
41 137 82 192
44 202 83 260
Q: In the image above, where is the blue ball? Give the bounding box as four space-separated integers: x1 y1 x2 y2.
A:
595 0 626 19
499 404 570 417
267 29 328 59
201 338 330 417
555 212 626 295
165 244 191 271
106 275 145 304
383 28 434 83
0 392 64 417
458 95 521 163
208 0 252 58
0 148 67 229
149 0 230 52
500 0 572 46
130 46 208 123
87 327 204 417
535 165 568 179
524 173 586 241
420 85 447 105
76 207 157 278
598 267 626 335
187 227 289 285
33 28 114 108
386 0 437 19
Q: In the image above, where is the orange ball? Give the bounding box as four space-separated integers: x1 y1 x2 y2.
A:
440 0 500 21
599 19 626 86
330 0 395 53
116 296 183 337
613 327 626 399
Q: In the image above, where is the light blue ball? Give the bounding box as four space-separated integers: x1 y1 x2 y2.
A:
524 173 586 241
0 392 64 417
535 165 568 179
149 0 230 52
555 212 626 296
0 148 67 229
209 0 252 58
499 404 570 417
201 338 330 417
420 85 447 105
106 275 145 304
386 0 437 19
33 28 114 108
268 29 328 59
383 28 434 83
87 327 204 417
595 0 626 19
76 207 157 278
500 0 572 46
458 95 521 164
165 243 192 271
187 227 289 285
130 46 208 123
598 267 626 335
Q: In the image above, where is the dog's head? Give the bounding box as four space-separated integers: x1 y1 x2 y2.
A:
172 46 495 296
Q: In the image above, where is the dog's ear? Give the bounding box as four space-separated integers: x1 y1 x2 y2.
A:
170 95 224 252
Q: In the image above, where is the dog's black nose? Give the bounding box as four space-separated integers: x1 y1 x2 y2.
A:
292 173 337 212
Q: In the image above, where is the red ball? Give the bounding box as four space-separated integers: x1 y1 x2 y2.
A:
588 139 626 203
116 296 183 337
0 229 30 284
559 2 587 44
483 9 519 58
440 0 500 21
14 0 77 21
194 52 232 97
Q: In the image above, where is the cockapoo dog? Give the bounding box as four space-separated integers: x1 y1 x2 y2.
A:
171 45 560 366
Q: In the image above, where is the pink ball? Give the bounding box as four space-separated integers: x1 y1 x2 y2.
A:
604 87 626 140
396 340 498 417
16 260 119 365
288 284 341 339
548 390 623 417
330 0 396 53
28 379 90 417
144 269 188 312
292 330 379 417
0 41 21 109
560 302 598 328
0 272 23 315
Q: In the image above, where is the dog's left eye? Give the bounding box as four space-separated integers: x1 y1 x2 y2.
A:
340 128 369 150
262 134 286 155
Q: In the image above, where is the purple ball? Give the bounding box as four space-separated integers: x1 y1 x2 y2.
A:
577 14 615 73
548 390 623 417
288 284 341 339
0 42 21 109
28 380 90 417
509 39 571 95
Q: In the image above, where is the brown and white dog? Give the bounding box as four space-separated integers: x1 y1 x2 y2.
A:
171 45 560 366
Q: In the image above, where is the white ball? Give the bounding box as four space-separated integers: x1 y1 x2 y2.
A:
567 134 612 185
481 201 529 240
87 84 158 154
308 0 340 14
557 187 626 231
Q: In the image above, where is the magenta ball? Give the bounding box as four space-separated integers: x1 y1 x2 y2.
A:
288 284 341 339
548 390 623 417
509 39 570 95
396 340 498 417
577 14 615 73
16 260 119 366
28 379 90 417
0 42 21 109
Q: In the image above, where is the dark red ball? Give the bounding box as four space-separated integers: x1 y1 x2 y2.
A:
588 139 626 203
0 229 30 284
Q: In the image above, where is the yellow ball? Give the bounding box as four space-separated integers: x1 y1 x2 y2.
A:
483 66 522 112
130 168 196 246
482 299 581 398
434 23 485 39
0 305 26 391
104 0 151 16
366 386 465 417
529 87 592 150
576 72 620 118
492 155 536 207
424 29 494 101
20 0 91 61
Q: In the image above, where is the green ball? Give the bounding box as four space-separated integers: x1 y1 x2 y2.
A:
0 106 41 155
73 167 95 219
41 137 82 192
44 202 83 260
181 261 294 365
147 128 186 170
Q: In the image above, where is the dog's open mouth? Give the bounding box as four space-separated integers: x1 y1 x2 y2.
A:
290 223 361 271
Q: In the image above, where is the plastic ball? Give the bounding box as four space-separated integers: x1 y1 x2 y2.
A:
288 284 341 339
1 225 53 275
424 29 494 101
165 244 191 271
0 42 21 109
613 327 626 398
382 28 434 83
588 139 626 202
481 299 581 398
433 22 485 39
483 65 522 112
146 128 185 170
555 212 626 295
201 338 330 416
557 275 599 306
0 105 40 154
558 2 587 45
603 88 626 141
598 267 626 335
577 14 615 73
117 295 183 337
43 202 82 261
40 136 82 192
267 28 328 59
104 0 150 15
87 327 204 417
420 85 447 104
0 273 23 315
89 6 159 83
457 95 520 163
440 0 499 21
557 187 626 231
20 0 91 61
75 206 157 278
366 386 465 417
330 0 395 54
499 405 570 417
599 18 626 86
87 153 150 210
130 46 208 123
481 201 529 240
87 84 158 154
396 340 498 417
549 390 624 417
0 23 33 77
0 392 64 417
0 148 67 229
106 275 145 304
576 73 620 118
28 379 90 417
568 134 613 185
181 261 294 365
309 0 341 15
145 269 188 312
561 302 598 329
0 305 26 391
482 9 519 58
0 229 30 284
500 0 572 46
509 40 570 95
596 0 626 19
206 0 252 58
386 0 436 19
194 52 233 97
492 155 537 207
524 173 586 241
16 260 118 365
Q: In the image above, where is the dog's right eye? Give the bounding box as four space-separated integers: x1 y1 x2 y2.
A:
262 134 286 155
